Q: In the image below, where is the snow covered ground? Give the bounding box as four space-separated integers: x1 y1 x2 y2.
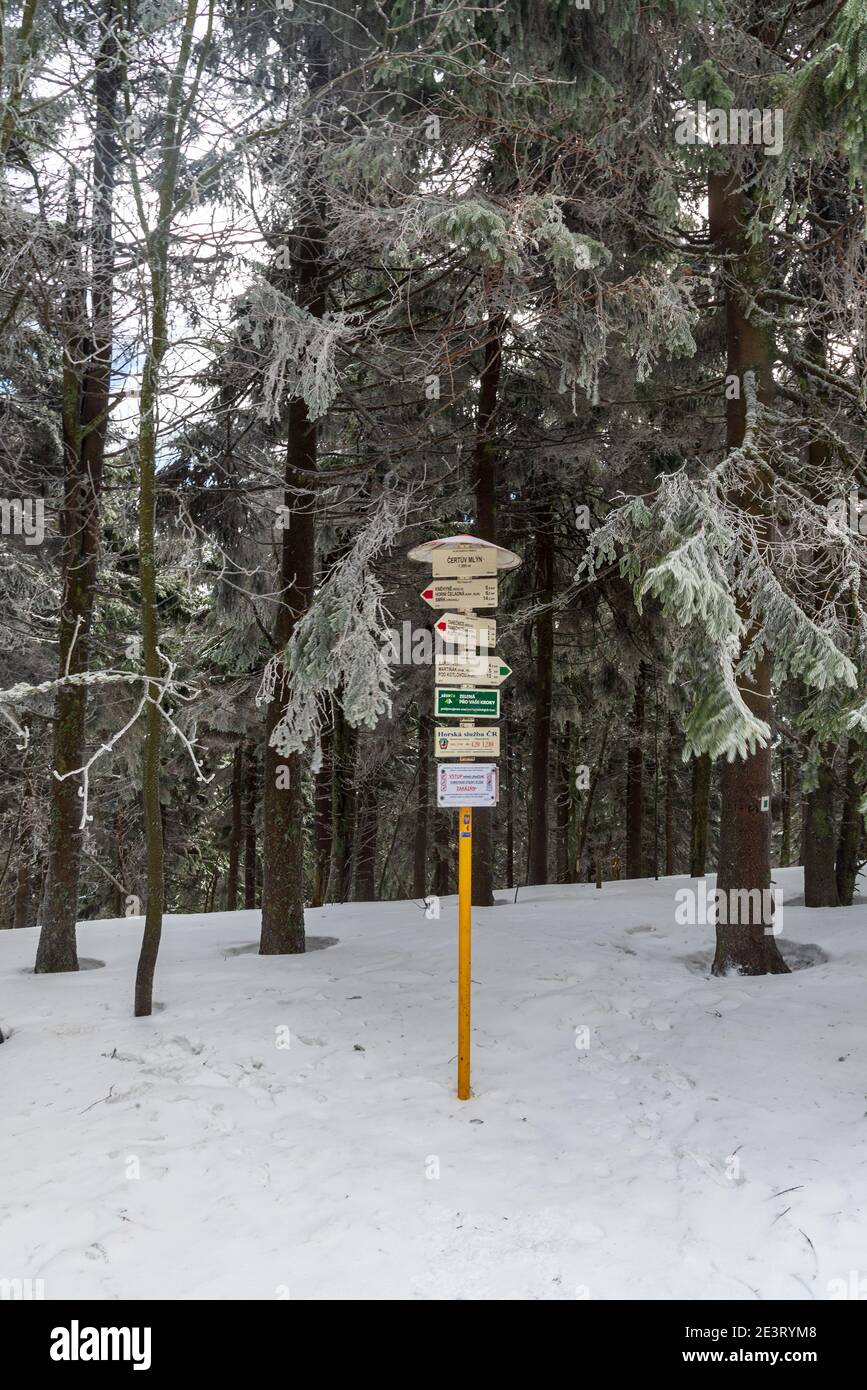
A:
2 866 865 1301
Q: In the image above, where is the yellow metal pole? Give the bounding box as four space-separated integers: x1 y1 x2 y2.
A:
457 806 472 1100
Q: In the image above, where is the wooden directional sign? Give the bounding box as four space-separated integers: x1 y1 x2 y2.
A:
435 686 500 719
435 653 512 686
420 578 498 611
432 544 496 580
435 726 500 758
408 534 521 573
437 763 498 808
435 613 496 649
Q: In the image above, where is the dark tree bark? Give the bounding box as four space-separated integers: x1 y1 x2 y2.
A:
779 743 792 866
244 746 257 910
205 869 219 915
556 724 572 883
260 394 316 952
689 753 712 877
803 744 839 907
664 715 676 877
112 807 128 917
225 742 243 911
575 727 609 879
311 712 333 908
708 156 788 975
328 705 356 904
625 663 646 878
504 709 515 888
528 501 554 885
471 316 504 906
433 808 451 897
12 805 35 931
37 11 120 973
353 781 378 901
412 711 431 899
259 26 329 954
835 742 861 906
714 656 787 973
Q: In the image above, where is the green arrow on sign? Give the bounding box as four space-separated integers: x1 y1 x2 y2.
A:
434 654 512 686
435 687 500 719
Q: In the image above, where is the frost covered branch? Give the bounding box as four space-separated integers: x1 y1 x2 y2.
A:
257 486 415 761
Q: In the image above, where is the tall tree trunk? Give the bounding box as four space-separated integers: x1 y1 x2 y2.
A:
504 709 515 888
714 657 787 973
803 744 838 907
225 742 243 911
625 663 646 878
260 400 316 951
779 743 792 866
328 704 357 903
708 157 787 975
12 806 34 930
37 10 120 973
835 742 861 906
528 501 554 885
244 746 257 909
112 807 128 917
471 316 504 906
556 724 572 883
353 781 378 901
433 808 451 897
205 868 218 915
575 727 609 879
689 753 712 878
134 0 208 1014
133 341 166 1013
412 711 431 899
311 712 333 907
664 715 676 876
259 23 328 953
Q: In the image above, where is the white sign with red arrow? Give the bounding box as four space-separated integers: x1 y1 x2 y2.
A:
420 578 498 611
434 613 496 649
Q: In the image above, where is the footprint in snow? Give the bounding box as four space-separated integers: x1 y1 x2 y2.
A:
638 1014 674 1031
652 1064 695 1091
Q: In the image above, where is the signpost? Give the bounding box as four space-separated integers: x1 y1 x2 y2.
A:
436 763 498 806
408 533 521 1100
431 544 496 579
435 686 500 719
420 578 498 611
434 613 496 649
434 653 512 685
434 726 500 758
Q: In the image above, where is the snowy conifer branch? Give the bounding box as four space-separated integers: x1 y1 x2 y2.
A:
241 281 357 422
258 486 415 759
577 457 866 761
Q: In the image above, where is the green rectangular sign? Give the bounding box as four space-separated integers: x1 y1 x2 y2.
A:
434 686 500 719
